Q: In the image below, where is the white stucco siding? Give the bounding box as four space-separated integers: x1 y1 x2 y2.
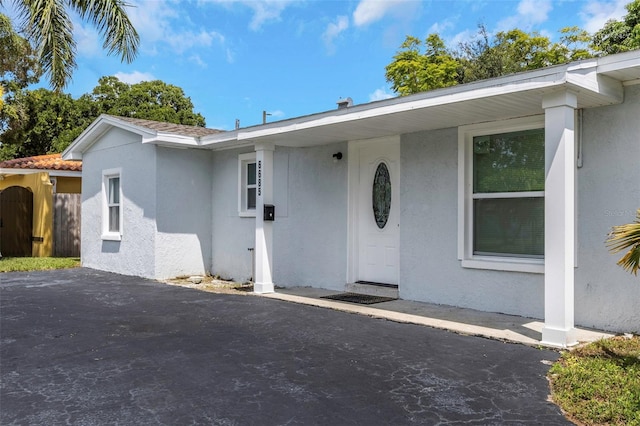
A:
576 84 640 333
211 148 255 281
154 147 213 279
80 128 157 278
400 128 545 319
273 144 348 290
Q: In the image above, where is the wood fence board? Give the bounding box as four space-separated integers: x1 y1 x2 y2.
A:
53 194 81 257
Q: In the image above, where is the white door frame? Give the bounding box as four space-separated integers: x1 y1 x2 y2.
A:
347 135 400 284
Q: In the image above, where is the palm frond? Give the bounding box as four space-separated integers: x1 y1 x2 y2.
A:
606 208 640 276
19 0 75 91
70 0 139 63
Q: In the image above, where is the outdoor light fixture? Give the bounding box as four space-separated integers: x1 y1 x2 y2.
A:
333 152 343 162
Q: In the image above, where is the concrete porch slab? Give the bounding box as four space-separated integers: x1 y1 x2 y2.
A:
261 287 614 348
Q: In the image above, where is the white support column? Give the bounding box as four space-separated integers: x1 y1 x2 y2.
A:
541 90 578 348
254 142 275 294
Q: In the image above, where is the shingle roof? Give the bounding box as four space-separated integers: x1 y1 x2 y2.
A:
0 154 82 172
111 115 224 138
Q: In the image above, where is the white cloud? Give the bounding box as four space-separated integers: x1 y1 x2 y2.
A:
580 0 629 33
189 54 208 68
353 0 419 27
74 22 101 57
114 71 156 84
208 0 295 31
369 87 394 102
128 1 226 55
496 0 553 31
428 19 455 35
322 16 349 54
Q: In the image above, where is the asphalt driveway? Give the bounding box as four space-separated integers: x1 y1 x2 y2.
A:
0 268 570 425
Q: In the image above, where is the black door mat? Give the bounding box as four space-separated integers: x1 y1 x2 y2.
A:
321 292 397 305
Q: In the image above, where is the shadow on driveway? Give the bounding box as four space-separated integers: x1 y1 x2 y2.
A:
0 268 571 425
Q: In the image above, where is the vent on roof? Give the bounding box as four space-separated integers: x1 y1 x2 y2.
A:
336 97 353 109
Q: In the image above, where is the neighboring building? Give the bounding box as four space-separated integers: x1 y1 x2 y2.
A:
0 154 82 257
63 51 640 347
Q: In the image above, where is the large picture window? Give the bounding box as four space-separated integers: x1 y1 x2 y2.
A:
458 117 545 273
102 168 122 240
238 152 257 216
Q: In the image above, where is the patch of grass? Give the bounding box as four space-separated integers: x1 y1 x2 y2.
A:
549 335 640 426
0 257 80 272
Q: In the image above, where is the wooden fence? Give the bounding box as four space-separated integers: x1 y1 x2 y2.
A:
53 193 81 257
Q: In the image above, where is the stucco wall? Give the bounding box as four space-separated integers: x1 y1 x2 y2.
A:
154 147 213 279
273 143 348 290
400 128 545 319
81 128 158 278
211 148 255 281
575 84 640 333
210 143 347 289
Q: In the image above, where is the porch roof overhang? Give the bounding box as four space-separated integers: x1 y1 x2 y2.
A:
62 51 640 159
200 55 637 150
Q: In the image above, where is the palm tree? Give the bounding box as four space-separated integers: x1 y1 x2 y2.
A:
2 0 139 91
607 208 640 276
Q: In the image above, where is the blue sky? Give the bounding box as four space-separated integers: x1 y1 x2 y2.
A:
41 0 637 129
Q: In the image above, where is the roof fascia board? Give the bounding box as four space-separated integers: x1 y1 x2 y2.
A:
597 50 640 74
142 132 200 146
238 71 569 142
63 114 158 160
566 65 624 104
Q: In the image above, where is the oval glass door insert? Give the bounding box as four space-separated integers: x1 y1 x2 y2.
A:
372 162 391 229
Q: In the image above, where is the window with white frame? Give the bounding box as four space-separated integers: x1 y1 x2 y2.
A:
458 117 545 273
238 153 257 216
102 169 122 240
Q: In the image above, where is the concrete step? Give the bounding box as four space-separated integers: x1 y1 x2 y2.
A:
345 281 399 299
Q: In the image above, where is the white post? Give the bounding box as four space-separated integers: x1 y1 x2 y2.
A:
541 90 577 348
254 142 275 294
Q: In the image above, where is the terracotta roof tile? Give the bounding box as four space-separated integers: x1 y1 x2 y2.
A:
0 154 82 171
110 115 224 138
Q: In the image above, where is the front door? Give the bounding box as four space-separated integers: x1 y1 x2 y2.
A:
354 137 400 284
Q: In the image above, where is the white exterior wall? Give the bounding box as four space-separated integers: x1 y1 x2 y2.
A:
400 128 545 319
576 84 640 333
273 144 348 290
210 143 348 289
81 128 158 278
211 148 256 281
154 147 213 279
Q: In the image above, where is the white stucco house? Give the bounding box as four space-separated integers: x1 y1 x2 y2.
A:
63 50 640 347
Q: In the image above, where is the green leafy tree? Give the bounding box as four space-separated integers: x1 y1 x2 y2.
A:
0 0 139 91
386 25 593 96
458 26 592 84
85 77 206 126
607 209 640 276
0 76 207 158
385 34 460 96
0 88 81 159
592 0 640 54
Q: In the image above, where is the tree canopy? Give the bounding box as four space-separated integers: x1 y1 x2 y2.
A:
386 25 593 95
592 0 640 54
1 0 139 91
386 0 639 96
0 77 206 160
